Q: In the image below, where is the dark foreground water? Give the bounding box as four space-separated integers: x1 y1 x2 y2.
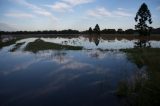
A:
0 36 159 106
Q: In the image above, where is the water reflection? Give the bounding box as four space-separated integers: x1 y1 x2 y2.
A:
0 47 141 106
89 34 101 46
87 50 107 59
134 37 151 48
35 50 70 64
10 42 25 52
1 36 160 51
41 37 160 49
0 36 160 106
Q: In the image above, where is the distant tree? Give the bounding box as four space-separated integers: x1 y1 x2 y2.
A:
152 28 160 34
0 31 2 40
135 3 152 36
117 29 124 34
89 27 93 35
94 24 100 34
101 29 116 34
125 29 134 34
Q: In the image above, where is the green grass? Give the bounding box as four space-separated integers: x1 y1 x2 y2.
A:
24 39 83 53
118 48 160 106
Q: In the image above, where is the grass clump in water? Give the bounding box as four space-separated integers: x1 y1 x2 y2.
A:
24 39 83 53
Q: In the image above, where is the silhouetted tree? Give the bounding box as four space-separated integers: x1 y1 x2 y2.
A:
0 33 1 40
89 27 93 35
101 29 116 34
117 29 124 34
125 29 135 34
94 24 100 34
135 3 152 36
152 28 160 34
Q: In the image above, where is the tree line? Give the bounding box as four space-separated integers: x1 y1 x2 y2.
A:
1 27 160 35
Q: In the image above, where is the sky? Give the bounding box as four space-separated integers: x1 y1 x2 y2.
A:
0 0 160 31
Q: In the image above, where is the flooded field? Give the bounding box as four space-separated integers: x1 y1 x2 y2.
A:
0 35 160 106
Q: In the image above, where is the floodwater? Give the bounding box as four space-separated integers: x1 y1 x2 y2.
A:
0 35 159 106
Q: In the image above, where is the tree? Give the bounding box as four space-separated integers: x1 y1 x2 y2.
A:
125 29 134 34
89 27 92 35
135 3 152 36
117 29 124 34
94 24 100 34
0 32 2 40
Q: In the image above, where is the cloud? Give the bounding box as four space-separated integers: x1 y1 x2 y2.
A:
87 7 133 18
33 10 52 16
5 11 35 18
87 7 112 18
157 6 160 11
113 11 133 17
62 0 94 6
117 8 127 11
0 23 17 31
13 0 58 20
48 2 72 12
48 0 94 12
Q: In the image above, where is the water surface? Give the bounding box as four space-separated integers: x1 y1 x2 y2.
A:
0 35 159 106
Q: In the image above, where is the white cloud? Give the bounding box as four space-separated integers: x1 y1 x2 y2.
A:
49 2 72 12
87 7 133 18
34 10 52 16
157 6 160 11
87 7 112 18
14 0 41 10
117 8 127 11
114 11 133 17
13 0 58 20
5 11 35 18
48 0 94 12
62 0 94 6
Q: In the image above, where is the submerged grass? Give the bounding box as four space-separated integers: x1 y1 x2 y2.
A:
122 48 160 70
10 42 25 52
24 39 83 53
0 39 17 49
0 37 25 49
118 48 160 106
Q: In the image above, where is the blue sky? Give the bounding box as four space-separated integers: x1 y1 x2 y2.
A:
0 0 160 31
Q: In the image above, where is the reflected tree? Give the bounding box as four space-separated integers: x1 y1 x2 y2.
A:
88 34 101 46
94 35 100 46
135 3 152 36
134 38 151 48
88 24 101 46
